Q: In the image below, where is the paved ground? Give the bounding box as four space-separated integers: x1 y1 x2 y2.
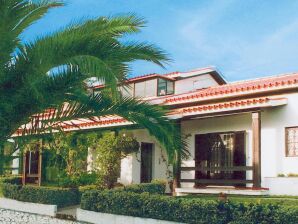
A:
0 209 84 224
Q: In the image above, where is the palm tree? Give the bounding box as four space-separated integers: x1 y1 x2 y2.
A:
0 0 187 185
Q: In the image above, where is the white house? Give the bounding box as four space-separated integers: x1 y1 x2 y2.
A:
92 66 298 196
15 66 298 195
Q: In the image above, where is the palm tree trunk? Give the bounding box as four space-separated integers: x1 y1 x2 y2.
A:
172 152 181 195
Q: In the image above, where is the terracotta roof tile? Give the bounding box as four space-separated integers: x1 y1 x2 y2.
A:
163 73 298 105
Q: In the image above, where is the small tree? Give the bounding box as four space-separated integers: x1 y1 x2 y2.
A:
46 133 89 177
92 132 139 189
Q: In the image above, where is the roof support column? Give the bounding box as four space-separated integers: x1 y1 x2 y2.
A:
173 120 181 195
252 111 261 188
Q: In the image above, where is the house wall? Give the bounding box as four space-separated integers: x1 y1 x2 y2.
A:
119 129 170 185
180 92 298 190
119 84 134 98
180 113 253 188
261 93 298 176
175 74 219 94
119 92 298 194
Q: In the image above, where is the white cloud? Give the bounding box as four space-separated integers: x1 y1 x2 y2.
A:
175 1 298 81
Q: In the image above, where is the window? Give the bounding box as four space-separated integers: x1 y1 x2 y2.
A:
157 78 174 96
286 127 298 157
134 80 156 98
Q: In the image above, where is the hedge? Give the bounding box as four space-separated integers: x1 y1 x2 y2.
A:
0 177 166 208
81 190 298 224
2 183 80 208
0 176 22 196
0 175 22 185
122 180 166 194
1 176 80 208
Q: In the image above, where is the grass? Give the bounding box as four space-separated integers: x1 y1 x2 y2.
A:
180 194 298 207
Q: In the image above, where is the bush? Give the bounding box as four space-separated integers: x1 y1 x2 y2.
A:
80 190 298 224
0 175 22 196
123 180 166 194
2 181 80 208
78 184 102 201
0 175 22 185
92 132 121 189
56 172 98 188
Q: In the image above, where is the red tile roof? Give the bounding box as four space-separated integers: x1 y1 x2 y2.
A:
163 73 298 105
14 96 287 136
92 73 175 89
58 117 130 130
92 66 219 89
165 97 287 120
14 71 298 135
125 73 175 82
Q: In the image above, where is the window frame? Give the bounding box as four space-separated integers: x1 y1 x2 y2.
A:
285 126 298 157
157 78 174 96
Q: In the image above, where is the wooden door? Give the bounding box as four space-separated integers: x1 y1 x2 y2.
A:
140 143 153 183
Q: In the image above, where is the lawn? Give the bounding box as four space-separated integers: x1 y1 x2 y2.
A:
180 194 298 206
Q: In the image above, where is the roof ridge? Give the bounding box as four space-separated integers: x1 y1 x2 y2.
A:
229 72 298 85
128 66 215 79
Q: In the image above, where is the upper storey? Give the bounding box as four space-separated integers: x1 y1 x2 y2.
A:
91 67 226 99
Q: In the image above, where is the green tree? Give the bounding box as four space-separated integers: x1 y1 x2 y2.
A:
92 132 121 189
90 132 140 188
0 0 188 185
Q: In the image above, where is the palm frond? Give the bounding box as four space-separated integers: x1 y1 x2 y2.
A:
0 0 62 71
0 2 185 167
13 1 63 36
20 93 189 162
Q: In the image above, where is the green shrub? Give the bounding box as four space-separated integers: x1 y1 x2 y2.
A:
2 182 80 208
0 176 22 196
0 175 22 185
80 190 298 224
45 166 60 182
56 172 98 188
123 180 166 194
78 184 102 200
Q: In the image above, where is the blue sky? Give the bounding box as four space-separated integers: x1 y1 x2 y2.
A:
23 0 298 81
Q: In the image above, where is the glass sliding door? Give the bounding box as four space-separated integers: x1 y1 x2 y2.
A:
195 131 246 186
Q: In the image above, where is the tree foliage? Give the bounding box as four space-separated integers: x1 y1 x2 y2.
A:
91 132 139 189
0 0 188 177
46 132 89 176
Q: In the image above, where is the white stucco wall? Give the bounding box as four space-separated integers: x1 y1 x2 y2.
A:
181 113 253 187
12 149 20 175
179 92 298 190
108 92 298 195
261 93 298 176
175 74 219 94
119 129 169 185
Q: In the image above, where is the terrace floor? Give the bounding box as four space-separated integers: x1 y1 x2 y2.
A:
175 186 270 196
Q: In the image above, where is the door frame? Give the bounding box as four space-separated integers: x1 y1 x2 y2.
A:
140 142 154 183
194 131 246 186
